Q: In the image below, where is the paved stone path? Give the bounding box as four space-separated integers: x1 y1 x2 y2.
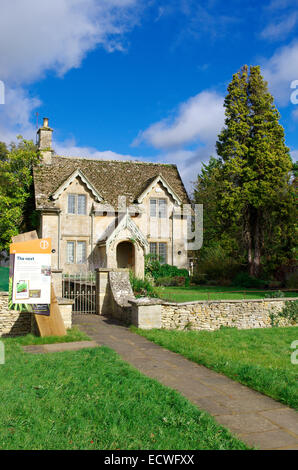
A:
73 315 298 450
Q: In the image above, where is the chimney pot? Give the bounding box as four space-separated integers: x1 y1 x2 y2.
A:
43 117 49 128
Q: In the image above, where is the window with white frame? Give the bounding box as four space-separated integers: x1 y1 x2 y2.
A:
150 198 167 218
67 241 87 264
68 195 76 214
67 194 87 215
149 242 167 264
67 241 75 263
77 241 87 264
158 242 167 264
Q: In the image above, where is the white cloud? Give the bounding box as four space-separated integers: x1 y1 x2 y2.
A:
132 90 225 192
0 0 142 143
133 90 224 149
260 13 297 41
54 139 138 162
262 41 298 106
0 86 41 143
292 108 298 121
291 149 298 161
0 0 141 85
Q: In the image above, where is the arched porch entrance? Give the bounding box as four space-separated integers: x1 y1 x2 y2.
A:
116 241 135 271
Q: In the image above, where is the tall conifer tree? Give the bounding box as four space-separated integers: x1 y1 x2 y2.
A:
216 65 293 277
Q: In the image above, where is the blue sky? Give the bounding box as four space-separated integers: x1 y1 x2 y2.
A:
1 0 298 192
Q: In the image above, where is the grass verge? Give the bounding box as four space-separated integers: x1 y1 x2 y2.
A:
132 326 298 410
5 327 90 346
0 336 249 450
156 285 298 302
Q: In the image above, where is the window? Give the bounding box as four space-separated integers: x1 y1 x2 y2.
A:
158 199 167 218
150 199 157 217
150 242 167 264
67 241 75 263
67 241 87 264
77 195 86 215
77 241 86 264
68 195 76 214
159 242 167 264
149 242 157 256
150 198 167 218
67 194 87 215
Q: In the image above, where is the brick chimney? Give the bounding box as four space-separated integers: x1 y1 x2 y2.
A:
37 117 54 164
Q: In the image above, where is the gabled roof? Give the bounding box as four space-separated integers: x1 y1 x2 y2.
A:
33 156 190 210
51 168 103 202
97 212 149 249
137 173 182 205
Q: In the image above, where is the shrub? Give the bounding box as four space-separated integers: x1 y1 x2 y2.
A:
233 272 266 289
285 271 298 289
279 300 298 323
190 273 207 285
145 254 190 285
196 244 240 281
129 271 159 298
156 276 187 287
264 290 285 299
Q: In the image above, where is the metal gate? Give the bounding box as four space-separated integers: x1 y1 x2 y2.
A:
62 272 96 314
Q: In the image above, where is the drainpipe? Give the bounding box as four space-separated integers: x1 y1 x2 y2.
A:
58 211 61 269
91 210 94 267
172 209 174 266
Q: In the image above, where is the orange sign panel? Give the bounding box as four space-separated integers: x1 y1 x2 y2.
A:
10 238 51 255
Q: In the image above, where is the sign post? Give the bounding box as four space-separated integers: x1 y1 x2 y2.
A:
9 232 66 337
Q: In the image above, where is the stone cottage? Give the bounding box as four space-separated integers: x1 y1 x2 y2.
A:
33 118 190 277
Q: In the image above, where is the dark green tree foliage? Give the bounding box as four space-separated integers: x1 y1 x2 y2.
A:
194 66 296 278
0 137 40 252
216 65 295 277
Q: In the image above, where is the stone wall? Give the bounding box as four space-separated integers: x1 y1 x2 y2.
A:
0 292 32 337
161 298 297 331
95 271 297 331
108 269 134 323
0 292 73 337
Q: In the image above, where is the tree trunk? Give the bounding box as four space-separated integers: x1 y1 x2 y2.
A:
251 211 262 277
246 208 262 277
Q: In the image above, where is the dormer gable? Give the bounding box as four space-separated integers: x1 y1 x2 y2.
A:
136 174 182 206
51 168 103 203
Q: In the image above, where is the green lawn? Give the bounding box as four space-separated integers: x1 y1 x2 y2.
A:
133 326 298 410
0 335 248 450
11 327 90 346
156 285 298 302
0 267 9 292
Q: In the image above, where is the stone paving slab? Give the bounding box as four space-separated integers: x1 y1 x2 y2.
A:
23 340 98 354
73 314 298 450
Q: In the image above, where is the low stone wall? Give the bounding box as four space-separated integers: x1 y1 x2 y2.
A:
0 291 73 337
96 268 134 324
108 270 134 323
57 298 73 329
0 292 32 337
161 298 297 331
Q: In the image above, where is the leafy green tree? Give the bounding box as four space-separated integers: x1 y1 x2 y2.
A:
0 137 40 252
0 142 8 161
216 65 295 277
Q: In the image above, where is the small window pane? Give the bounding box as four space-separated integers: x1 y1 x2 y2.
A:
159 243 167 264
68 195 76 214
78 195 86 215
150 242 157 256
158 199 167 218
77 241 86 264
150 199 157 217
67 242 75 263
